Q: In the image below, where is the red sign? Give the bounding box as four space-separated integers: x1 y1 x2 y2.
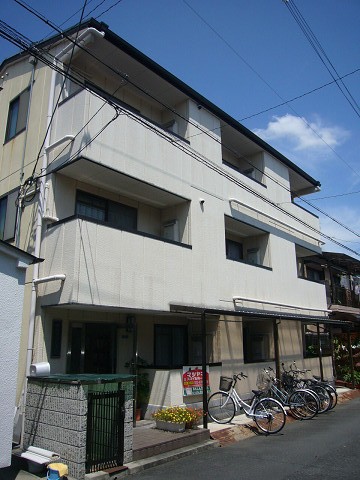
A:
183 366 210 396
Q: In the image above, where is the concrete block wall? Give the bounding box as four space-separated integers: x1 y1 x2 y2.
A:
24 379 134 479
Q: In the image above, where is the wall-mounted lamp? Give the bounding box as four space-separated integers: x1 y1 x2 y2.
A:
199 198 205 205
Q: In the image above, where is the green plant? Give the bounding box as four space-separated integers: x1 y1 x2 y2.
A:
136 372 150 405
125 356 150 408
152 406 204 426
343 370 360 384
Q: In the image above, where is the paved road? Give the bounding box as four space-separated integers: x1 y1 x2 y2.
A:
129 397 360 480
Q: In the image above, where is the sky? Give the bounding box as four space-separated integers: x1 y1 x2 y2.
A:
1 0 360 257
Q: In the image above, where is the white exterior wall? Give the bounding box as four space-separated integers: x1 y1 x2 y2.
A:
0 33 332 413
39 89 327 315
0 246 33 468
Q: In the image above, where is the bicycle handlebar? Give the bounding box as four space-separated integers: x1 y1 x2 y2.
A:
235 372 248 380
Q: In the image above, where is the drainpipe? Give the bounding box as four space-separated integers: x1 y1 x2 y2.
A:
346 327 355 388
273 319 280 381
201 310 208 429
15 56 37 247
21 27 105 447
316 323 324 381
24 27 104 378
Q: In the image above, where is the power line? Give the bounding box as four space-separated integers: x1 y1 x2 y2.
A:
31 0 90 177
183 0 360 182
3 12 359 256
284 0 360 119
239 67 360 122
305 190 360 201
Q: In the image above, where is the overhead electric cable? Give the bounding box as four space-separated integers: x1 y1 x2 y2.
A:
31 0 89 178
239 67 360 122
4 10 359 256
305 190 360 201
284 0 360 119
94 0 124 19
183 0 360 181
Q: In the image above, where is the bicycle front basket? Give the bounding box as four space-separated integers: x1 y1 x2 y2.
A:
256 372 272 391
219 376 233 392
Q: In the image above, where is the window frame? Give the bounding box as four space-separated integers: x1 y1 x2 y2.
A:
154 324 188 368
226 238 243 261
75 190 137 232
5 87 30 142
303 324 332 358
243 320 275 364
0 190 18 241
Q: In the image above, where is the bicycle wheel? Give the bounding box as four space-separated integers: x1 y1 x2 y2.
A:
207 392 235 424
288 389 319 420
310 385 332 413
253 398 286 434
325 384 338 410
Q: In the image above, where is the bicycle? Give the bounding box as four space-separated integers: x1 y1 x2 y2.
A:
282 363 332 413
207 372 287 434
289 361 337 410
257 367 319 420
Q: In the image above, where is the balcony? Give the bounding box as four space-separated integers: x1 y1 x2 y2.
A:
330 286 360 309
49 88 191 194
40 216 193 311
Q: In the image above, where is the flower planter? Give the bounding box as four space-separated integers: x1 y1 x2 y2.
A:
155 420 186 433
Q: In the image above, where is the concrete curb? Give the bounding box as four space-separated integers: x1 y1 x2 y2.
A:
122 439 219 477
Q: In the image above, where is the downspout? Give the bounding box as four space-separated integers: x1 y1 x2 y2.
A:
201 310 208 429
15 56 37 247
316 323 324 381
25 26 105 379
21 27 105 447
273 319 280 381
346 327 355 388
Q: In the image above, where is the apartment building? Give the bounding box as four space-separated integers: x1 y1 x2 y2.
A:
0 19 337 420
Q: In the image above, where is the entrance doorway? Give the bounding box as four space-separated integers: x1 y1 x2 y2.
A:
67 323 116 374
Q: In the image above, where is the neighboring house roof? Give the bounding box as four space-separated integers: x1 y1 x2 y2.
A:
321 251 360 275
0 18 321 191
0 239 42 265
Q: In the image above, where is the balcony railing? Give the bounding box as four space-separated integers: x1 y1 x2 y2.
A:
331 286 360 309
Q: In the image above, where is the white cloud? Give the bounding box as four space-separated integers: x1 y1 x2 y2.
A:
254 114 349 152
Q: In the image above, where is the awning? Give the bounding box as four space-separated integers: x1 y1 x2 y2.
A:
169 303 350 325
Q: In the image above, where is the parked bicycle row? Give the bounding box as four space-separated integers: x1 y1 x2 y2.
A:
207 362 337 435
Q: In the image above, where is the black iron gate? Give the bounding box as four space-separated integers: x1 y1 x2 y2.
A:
86 389 125 473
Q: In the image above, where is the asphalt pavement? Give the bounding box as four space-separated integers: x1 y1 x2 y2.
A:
127 395 360 480
1 387 359 480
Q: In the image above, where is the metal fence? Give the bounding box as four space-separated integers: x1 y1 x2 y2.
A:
86 389 125 473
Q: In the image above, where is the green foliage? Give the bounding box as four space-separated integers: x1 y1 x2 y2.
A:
136 372 150 405
342 369 360 384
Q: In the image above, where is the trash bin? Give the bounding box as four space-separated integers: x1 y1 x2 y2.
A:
47 463 69 479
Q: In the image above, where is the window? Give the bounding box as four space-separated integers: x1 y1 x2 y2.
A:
76 190 137 230
5 88 30 141
226 238 243 261
225 215 271 268
50 319 62 358
0 197 6 240
303 324 331 358
243 320 274 363
0 191 18 241
154 325 188 368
